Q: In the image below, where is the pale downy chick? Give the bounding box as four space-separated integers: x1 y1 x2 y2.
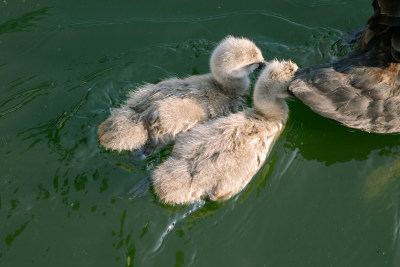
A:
98 36 265 155
152 59 298 205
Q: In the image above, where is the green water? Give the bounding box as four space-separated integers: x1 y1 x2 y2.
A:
1 0 400 266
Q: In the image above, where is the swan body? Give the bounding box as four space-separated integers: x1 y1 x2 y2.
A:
288 0 400 133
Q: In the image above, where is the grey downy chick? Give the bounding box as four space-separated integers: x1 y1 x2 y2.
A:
98 36 265 156
151 59 298 205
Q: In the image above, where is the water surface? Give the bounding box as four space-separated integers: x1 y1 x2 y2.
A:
1 0 399 266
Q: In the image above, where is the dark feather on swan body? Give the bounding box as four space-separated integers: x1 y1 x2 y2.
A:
288 0 400 134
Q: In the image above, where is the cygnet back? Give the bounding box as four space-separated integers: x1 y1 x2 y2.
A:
97 36 265 156
152 59 298 205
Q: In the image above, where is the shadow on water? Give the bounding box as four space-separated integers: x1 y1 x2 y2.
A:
0 7 53 35
285 99 400 166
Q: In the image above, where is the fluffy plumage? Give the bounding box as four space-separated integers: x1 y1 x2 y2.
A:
152 60 298 205
98 36 265 153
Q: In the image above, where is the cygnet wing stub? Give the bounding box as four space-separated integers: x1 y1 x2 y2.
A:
169 112 282 202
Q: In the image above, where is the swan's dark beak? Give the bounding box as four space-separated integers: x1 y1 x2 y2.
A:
255 61 267 71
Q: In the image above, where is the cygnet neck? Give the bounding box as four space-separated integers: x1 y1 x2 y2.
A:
253 82 288 121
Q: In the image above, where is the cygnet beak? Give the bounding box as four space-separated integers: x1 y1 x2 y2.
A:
255 61 267 71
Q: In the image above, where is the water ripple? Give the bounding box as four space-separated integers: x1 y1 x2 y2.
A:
65 9 323 31
16 87 92 160
309 0 350 7
0 79 56 118
150 202 204 253
24 8 341 36
0 7 53 35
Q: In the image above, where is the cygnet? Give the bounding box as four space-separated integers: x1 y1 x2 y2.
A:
98 36 265 156
152 59 298 205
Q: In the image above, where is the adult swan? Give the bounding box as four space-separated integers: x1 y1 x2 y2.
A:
288 0 400 133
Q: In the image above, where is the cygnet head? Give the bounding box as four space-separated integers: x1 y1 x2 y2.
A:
210 36 265 91
253 59 298 117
